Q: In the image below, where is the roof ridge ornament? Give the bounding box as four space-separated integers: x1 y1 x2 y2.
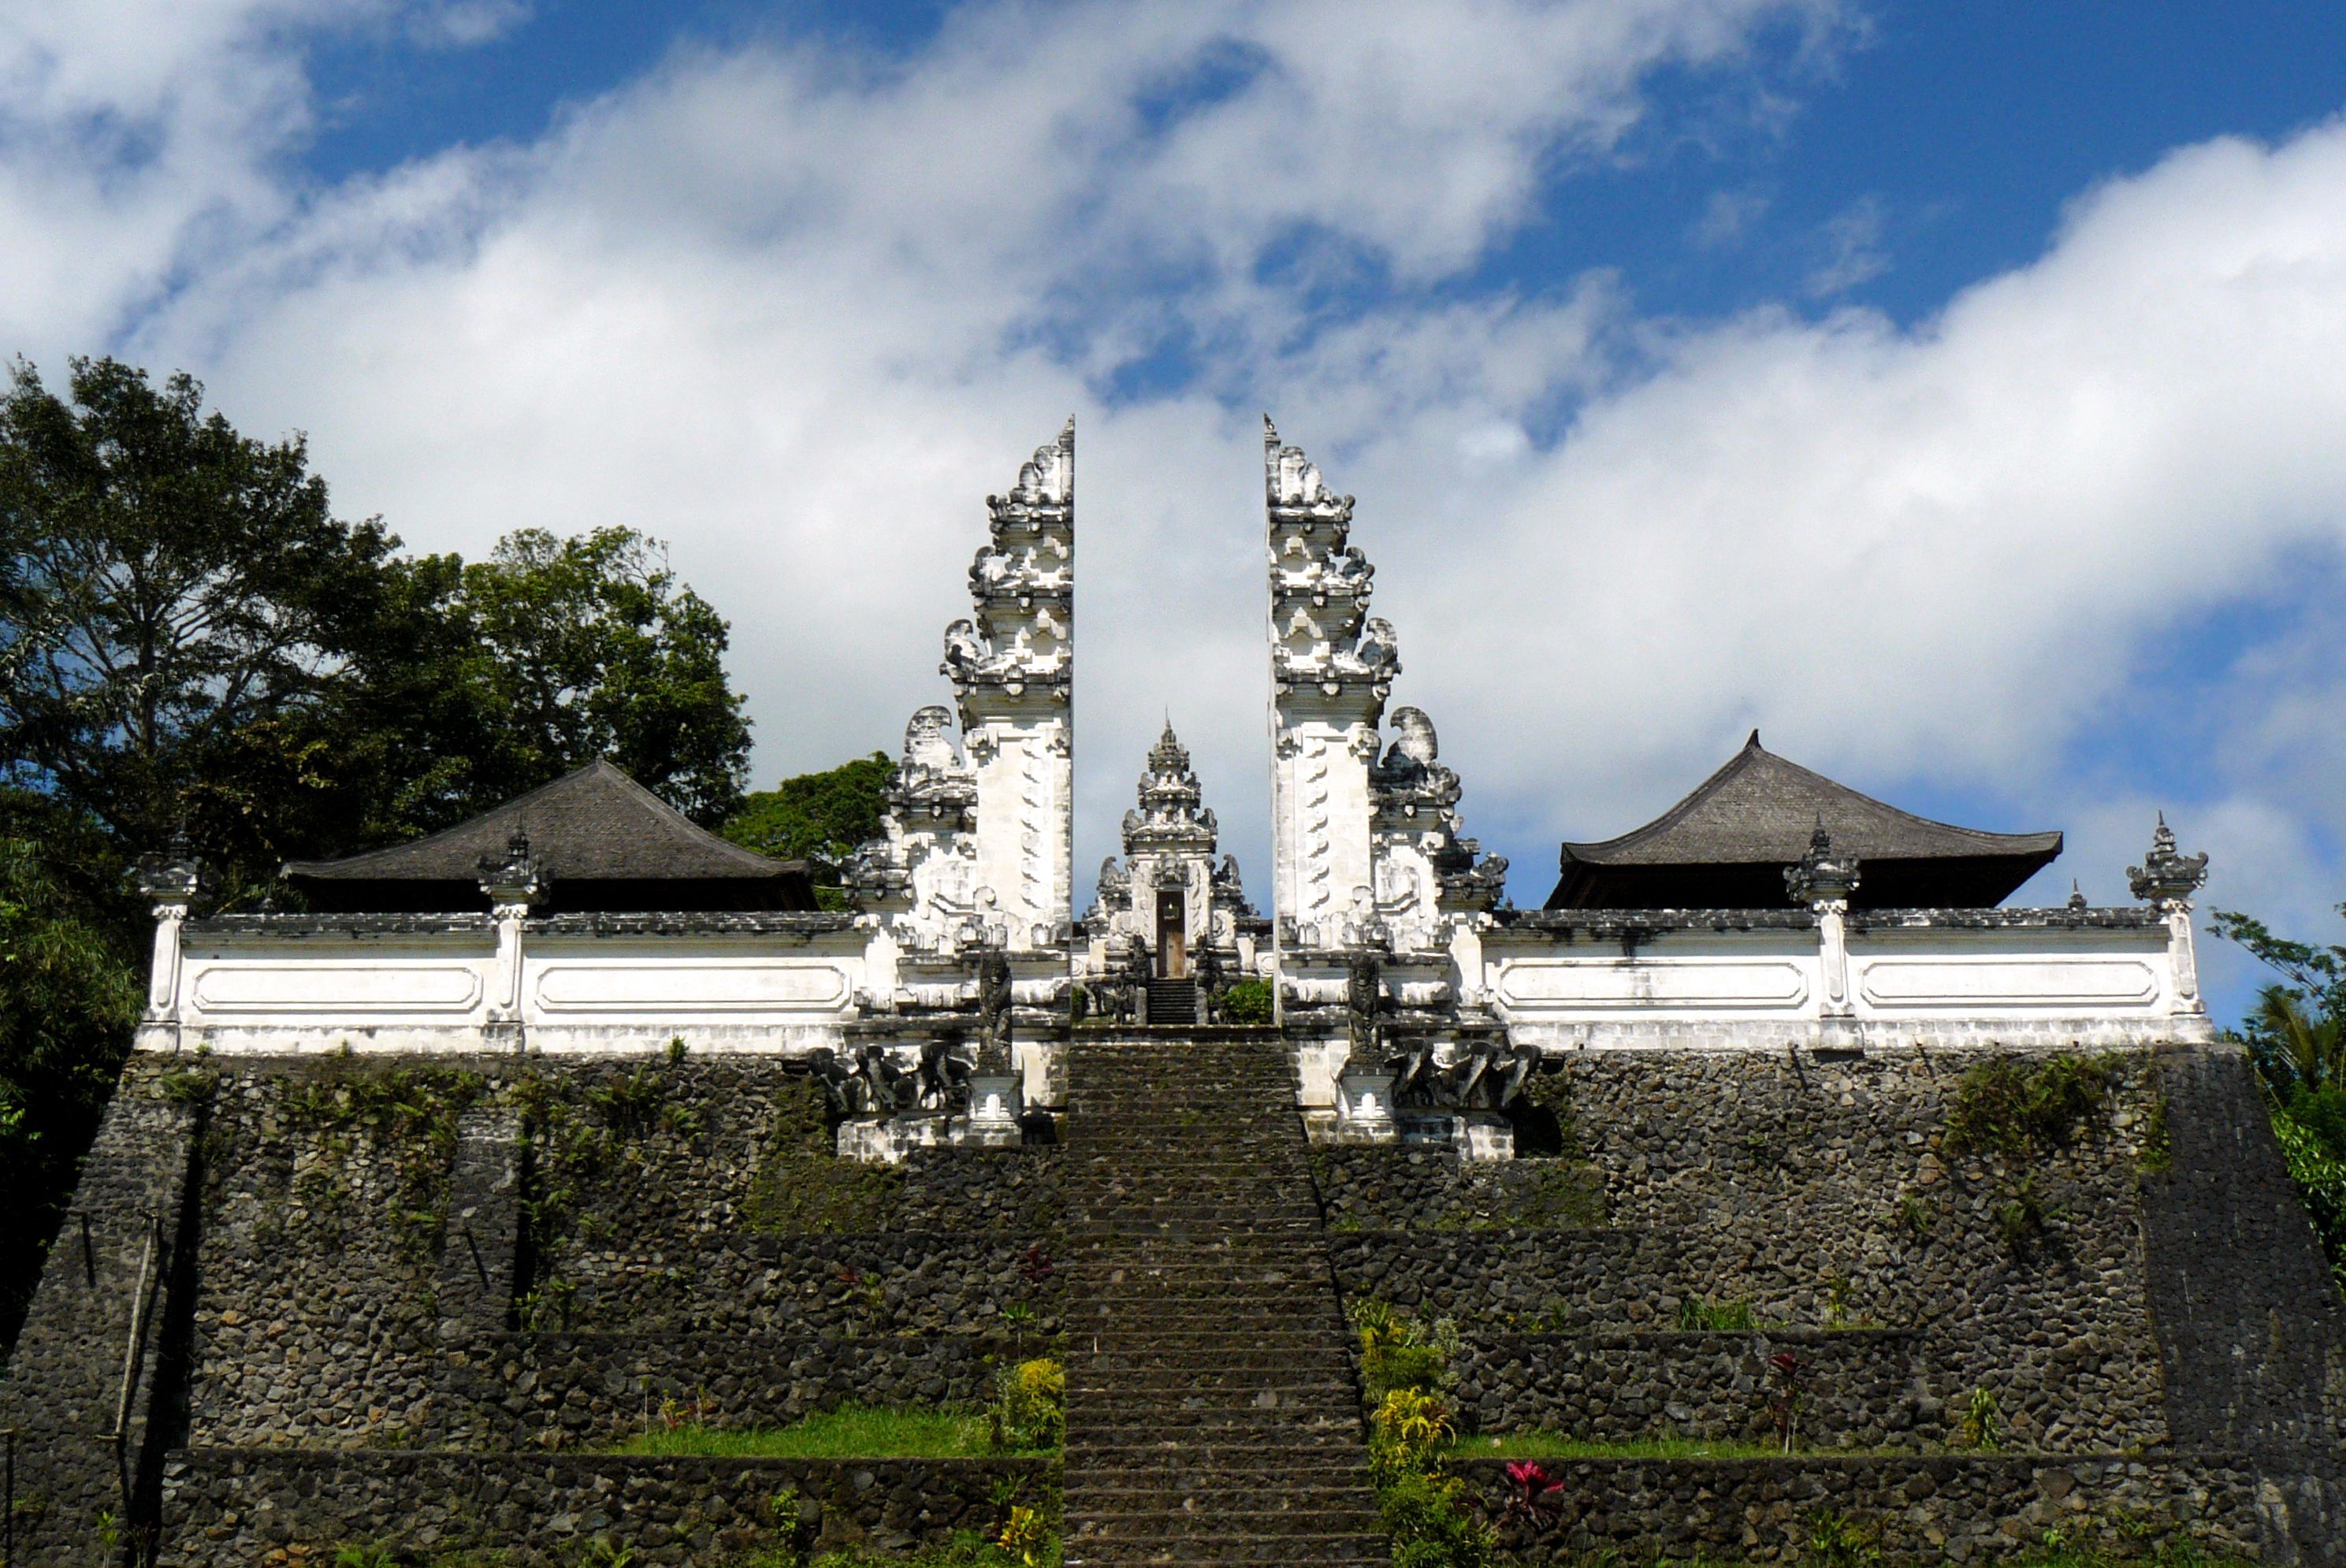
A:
1785 817 1861 910
478 826 548 910
2127 812 2209 909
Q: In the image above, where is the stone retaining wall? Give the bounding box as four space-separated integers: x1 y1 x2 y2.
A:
1325 1047 2176 1453
173 1057 1065 1448
158 1450 1055 1566
1449 1329 1930 1447
434 1330 1052 1451
1452 1453 2266 1563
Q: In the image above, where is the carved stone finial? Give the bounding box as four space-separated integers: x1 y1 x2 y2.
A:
478 827 548 909
133 831 205 904
1784 818 1861 909
2127 812 2209 908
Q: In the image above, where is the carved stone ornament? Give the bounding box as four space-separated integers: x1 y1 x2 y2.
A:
975 947 1014 1072
1387 1039 1541 1112
1784 820 1861 909
2127 813 2210 908
476 828 548 909
133 830 206 905
1345 949 1385 1061
811 1042 973 1118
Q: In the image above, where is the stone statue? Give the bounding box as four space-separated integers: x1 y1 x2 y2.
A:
1385 1039 1433 1107
975 947 1013 1072
1345 949 1384 1062
903 704 960 771
941 619 986 682
1194 939 1225 1024
914 1038 974 1110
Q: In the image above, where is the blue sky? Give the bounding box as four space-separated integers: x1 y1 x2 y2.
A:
6 0 2346 1021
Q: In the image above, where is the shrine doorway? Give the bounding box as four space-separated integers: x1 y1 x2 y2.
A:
1155 887 1187 979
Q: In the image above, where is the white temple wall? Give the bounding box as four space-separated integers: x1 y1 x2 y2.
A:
1480 919 2208 1050
142 926 868 1055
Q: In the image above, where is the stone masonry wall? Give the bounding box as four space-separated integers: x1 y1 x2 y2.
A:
170 1055 1065 1451
1448 1328 1931 1447
159 1451 1054 1566
13 1038 2346 1564
0 1065 204 1567
1320 1046 2177 1455
1452 1453 2269 1563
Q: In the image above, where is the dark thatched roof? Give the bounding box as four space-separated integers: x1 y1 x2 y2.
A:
1547 733 2062 912
284 760 814 913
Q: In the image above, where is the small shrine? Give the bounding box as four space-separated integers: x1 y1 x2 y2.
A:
1078 723 1264 1022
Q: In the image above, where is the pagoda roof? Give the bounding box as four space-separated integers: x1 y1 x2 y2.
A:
284 760 813 913
1547 733 2062 912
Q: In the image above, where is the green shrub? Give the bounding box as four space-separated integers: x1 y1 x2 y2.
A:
989 1358 1064 1451
1805 1510 1880 1568
1378 1469 1494 1568
1946 1053 2116 1158
1355 1299 1456 1398
1219 979 1274 1024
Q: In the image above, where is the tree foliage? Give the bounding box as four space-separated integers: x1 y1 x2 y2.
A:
452 527 751 827
0 356 411 893
0 355 759 1353
0 357 754 891
0 819 141 1350
723 752 894 908
2214 901 2346 1289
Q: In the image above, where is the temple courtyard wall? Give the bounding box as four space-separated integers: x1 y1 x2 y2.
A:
2 1037 2343 1564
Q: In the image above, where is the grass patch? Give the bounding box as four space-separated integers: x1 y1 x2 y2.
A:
615 1403 1054 1458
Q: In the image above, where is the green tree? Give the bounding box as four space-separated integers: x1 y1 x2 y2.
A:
0 356 411 892
1 358 757 879
2214 902 2346 1289
0 356 759 1354
0 820 141 1351
2212 907 2346 1094
723 752 894 909
451 527 751 827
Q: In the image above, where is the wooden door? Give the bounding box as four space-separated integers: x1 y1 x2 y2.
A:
1156 888 1186 979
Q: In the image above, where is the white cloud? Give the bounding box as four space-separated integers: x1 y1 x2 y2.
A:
1803 191 1887 294
1693 186 1771 248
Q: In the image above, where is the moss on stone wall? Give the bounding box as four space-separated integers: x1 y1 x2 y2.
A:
1944 1053 2117 1160
278 1061 489 1261
747 1078 902 1235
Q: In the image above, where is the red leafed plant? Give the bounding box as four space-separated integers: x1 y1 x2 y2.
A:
1015 1244 1056 1282
1766 1351 1805 1453
1502 1459 1566 1521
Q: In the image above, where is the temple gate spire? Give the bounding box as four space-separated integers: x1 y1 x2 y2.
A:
1263 416 1393 951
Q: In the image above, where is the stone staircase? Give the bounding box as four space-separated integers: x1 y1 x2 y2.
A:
1061 1032 1389 1566
1145 976 1199 1024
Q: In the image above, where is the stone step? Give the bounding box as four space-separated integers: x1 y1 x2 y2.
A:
1074 1351 1358 1376
1073 1510 1383 1541
1065 1440 1374 1468
1066 1337 1351 1358
1071 1295 1341 1314
1065 1414 1365 1441
1062 1533 1391 1563
1064 1480 1381 1513
1068 1371 1358 1396
1069 1256 1326 1277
